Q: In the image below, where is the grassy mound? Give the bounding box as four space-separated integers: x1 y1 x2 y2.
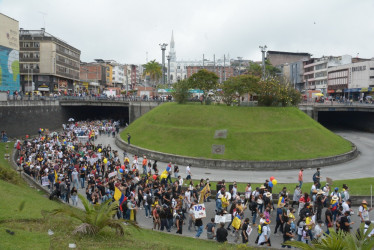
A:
122 103 352 160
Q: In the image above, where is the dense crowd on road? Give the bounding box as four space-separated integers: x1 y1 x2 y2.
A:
13 120 374 247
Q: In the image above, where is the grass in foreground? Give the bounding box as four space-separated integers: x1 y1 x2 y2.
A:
122 103 352 161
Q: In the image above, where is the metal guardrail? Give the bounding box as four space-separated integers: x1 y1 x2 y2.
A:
299 101 374 107
2 95 168 103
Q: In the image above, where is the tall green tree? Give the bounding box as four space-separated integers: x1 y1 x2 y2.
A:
171 79 191 104
219 75 260 106
188 69 219 104
143 60 162 86
247 60 281 78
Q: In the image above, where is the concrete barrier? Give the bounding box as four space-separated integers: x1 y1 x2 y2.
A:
115 135 358 170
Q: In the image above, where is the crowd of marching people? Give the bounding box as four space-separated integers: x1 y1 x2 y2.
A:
14 120 374 247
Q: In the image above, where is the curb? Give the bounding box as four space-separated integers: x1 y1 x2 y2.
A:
115 134 358 170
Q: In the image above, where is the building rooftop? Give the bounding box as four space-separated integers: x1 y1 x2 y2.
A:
267 50 311 56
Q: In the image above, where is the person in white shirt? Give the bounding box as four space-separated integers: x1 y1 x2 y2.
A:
358 200 373 222
186 164 191 180
342 199 352 214
178 176 184 187
258 218 271 246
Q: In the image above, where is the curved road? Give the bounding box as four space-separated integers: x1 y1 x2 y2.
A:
97 130 374 183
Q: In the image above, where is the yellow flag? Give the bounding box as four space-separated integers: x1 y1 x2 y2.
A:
114 187 122 201
198 184 210 204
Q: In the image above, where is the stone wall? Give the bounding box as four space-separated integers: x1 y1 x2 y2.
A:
116 135 358 170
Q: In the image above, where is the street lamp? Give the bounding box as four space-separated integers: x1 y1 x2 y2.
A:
159 43 168 85
166 55 171 86
237 57 243 76
259 45 267 79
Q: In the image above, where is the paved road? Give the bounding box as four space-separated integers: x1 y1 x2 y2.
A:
95 130 374 183
73 130 374 248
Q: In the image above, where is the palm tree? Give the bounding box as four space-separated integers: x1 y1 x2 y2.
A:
143 60 162 87
285 224 374 250
51 194 130 235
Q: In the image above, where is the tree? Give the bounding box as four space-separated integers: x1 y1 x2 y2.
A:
51 194 134 235
285 225 374 250
188 69 219 104
247 60 281 78
171 79 191 104
219 75 260 106
143 60 162 86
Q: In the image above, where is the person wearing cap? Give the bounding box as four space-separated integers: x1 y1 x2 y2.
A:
358 200 373 223
330 187 342 203
258 218 271 246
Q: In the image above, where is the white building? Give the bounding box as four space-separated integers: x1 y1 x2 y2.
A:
303 55 352 94
327 60 374 99
168 31 230 83
111 63 125 88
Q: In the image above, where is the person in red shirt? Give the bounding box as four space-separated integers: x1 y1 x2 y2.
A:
298 168 304 188
142 156 148 175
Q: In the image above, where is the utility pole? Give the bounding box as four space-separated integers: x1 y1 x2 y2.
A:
203 54 205 69
223 54 226 82
159 43 168 85
213 54 216 73
166 55 171 87
259 45 267 79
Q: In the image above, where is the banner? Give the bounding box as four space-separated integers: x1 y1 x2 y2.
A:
192 204 206 219
214 214 232 223
108 171 117 178
41 176 49 186
198 183 211 204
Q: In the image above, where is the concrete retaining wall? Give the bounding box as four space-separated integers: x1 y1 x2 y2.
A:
116 135 358 170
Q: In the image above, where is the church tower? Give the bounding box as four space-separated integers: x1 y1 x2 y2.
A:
169 30 176 62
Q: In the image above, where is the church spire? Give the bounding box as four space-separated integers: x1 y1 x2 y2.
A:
170 30 175 49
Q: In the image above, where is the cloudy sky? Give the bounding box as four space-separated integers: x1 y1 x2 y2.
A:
1 0 373 64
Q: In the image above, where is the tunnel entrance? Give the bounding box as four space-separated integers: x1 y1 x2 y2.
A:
62 106 129 126
318 111 374 132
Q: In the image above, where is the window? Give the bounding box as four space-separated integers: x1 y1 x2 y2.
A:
370 76 374 79
23 53 30 58
33 42 39 48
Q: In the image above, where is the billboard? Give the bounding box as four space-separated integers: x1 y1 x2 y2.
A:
0 14 20 93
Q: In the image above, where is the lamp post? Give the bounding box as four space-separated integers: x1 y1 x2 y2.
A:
159 43 168 85
259 45 267 79
166 55 171 87
237 57 243 76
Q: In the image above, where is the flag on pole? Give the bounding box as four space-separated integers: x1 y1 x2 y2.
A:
199 184 211 204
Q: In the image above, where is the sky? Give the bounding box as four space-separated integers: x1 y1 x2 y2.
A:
1 0 374 64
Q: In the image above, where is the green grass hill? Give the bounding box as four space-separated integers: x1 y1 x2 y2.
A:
122 103 352 161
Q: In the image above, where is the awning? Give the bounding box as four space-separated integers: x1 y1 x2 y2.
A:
89 82 99 86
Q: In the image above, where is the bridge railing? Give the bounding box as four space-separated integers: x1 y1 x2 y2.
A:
299 100 374 107
3 95 169 103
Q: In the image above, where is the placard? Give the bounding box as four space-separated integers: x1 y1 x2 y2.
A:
108 171 117 178
41 176 49 186
193 204 206 219
326 177 333 186
215 214 232 223
246 225 252 236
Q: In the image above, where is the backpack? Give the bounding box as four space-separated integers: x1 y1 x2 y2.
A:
340 191 345 200
313 172 318 182
146 194 153 205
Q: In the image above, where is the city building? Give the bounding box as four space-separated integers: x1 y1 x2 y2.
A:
266 51 311 67
19 28 80 94
0 13 20 94
168 31 230 83
327 60 374 100
303 55 352 94
278 61 305 91
79 62 107 93
111 62 125 88
186 65 234 83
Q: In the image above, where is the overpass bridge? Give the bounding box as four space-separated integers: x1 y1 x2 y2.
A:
0 98 162 137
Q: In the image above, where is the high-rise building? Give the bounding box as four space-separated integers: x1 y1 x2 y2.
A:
0 13 20 94
19 29 80 94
